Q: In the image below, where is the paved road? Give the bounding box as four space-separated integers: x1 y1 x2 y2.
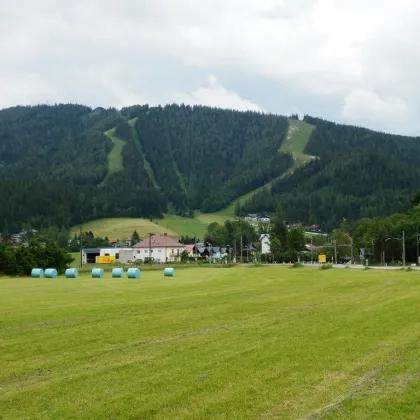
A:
301 263 418 270
260 262 418 271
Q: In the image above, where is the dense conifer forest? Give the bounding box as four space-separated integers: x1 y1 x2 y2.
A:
0 104 291 232
240 116 420 231
1 104 420 234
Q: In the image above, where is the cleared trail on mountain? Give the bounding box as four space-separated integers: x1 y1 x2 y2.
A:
217 119 315 217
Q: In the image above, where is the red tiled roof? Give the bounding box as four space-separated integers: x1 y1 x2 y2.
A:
133 234 184 248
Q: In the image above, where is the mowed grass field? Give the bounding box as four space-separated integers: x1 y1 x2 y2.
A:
71 213 233 241
2 267 420 419
70 217 177 241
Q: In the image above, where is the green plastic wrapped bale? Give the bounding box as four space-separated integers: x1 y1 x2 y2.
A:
31 268 44 278
45 268 58 278
91 268 104 278
127 268 141 279
112 268 125 278
163 267 174 277
65 268 78 278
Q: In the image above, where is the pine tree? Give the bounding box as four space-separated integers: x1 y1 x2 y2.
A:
270 204 288 251
131 230 140 245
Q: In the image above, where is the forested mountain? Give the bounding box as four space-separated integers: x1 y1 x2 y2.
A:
2 103 420 235
129 105 292 211
240 117 420 231
0 104 292 233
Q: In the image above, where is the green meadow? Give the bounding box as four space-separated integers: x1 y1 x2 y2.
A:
70 213 232 241
1 267 420 419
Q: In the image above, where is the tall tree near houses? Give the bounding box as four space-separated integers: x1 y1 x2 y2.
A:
269 203 288 251
131 230 140 245
287 227 305 254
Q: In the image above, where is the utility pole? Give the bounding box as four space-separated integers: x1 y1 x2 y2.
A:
79 226 83 268
334 240 337 265
246 239 249 262
240 236 243 263
402 230 406 267
310 238 313 264
350 237 354 264
417 229 419 266
193 232 197 264
147 232 154 263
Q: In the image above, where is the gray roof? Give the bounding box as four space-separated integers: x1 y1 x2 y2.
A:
83 248 100 253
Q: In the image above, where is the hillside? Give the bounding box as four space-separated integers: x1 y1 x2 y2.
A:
218 118 315 216
2 104 420 235
240 116 420 230
0 104 294 233
70 213 233 241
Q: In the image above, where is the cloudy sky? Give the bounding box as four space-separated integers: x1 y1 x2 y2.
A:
1 0 420 135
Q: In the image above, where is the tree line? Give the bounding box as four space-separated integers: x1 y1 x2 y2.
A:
203 210 306 262
0 241 73 276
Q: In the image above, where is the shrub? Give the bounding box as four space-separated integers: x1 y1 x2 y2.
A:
319 264 333 270
291 262 304 269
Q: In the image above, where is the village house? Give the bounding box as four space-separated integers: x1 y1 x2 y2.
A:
131 234 185 263
183 244 195 257
260 234 271 255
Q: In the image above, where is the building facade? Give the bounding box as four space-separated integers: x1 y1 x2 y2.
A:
260 234 271 254
132 234 185 263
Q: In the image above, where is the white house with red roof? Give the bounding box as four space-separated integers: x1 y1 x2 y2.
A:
131 233 185 263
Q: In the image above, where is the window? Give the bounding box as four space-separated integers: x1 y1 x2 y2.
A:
137 250 140 254
158 249 162 253
105 253 109 256
116 253 119 259
172 249 174 254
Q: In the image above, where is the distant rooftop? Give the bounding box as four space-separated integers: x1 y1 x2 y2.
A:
133 234 183 248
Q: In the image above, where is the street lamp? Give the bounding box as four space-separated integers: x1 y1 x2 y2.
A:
385 231 405 267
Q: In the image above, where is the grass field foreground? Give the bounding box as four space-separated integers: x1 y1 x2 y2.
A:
1 267 420 419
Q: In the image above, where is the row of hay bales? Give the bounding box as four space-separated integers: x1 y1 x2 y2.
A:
31 267 175 279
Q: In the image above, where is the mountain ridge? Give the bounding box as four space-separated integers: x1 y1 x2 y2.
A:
1 103 420 234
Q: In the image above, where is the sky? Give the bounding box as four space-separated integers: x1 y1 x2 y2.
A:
1 0 420 135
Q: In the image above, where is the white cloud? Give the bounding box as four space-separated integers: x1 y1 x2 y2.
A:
2 0 420 133
342 90 410 129
172 75 264 112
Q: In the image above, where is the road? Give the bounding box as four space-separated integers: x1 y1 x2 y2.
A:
301 263 417 271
